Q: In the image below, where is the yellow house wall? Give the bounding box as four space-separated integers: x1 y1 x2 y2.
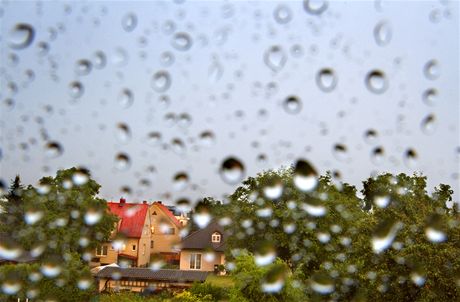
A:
149 204 181 254
179 250 225 271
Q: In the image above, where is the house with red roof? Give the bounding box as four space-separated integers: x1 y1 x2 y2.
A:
149 201 183 264
92 198 152 267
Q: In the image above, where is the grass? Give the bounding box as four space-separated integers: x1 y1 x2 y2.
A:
205 274 234 288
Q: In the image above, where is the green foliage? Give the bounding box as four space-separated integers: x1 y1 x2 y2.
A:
189 281 228 301
0 168 118 301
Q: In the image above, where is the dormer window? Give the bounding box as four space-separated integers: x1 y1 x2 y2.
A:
211 232 221 243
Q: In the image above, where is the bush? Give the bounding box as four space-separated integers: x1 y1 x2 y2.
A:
189 282 228 301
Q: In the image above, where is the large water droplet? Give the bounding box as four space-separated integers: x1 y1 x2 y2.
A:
316 68 337 92
122 13 137 32
365 70 388 94
294 159 318 192
420 114 436 135
173 172 189 191
310 273 335 294
69 81 84 98
220 157 245 184
45 141 63 158
264 46 287 72
40 262 62 278
115 153 131 171
283 96 302 114
423 59 440 80
152 71 171 92
9 23 35 49
2 281 21 295
263 177 284 200
261 265 286 293
374 21 392 46
273 5 292 24
255 243 276 266
301 201 327 217
171 32 193 51
372 220 402 254
303 0 328 15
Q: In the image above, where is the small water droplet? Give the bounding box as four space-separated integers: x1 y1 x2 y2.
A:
423 59 440 80
199 131 215 147
372 220 402 254
310 273 335 294
220 157 245 184
9 23 35 49
373 195 390 208
255 243 276 266
118 88 134 108
40 262 62 278
261 265 286 293
301 202 326 217
152 71 171 92
84 209 102 225
422 88 438 106
69 81 84 98
45 141 63 158
316 68 337 92
36 41 49 56
303 0 328 15
193 207 212 229
72 168 89 185
178 113 192 128
2 281 22 295
294 159 318 192
374 21 392 46
421 114 436 135
116 123 131 143
146 132 162 146
404 148 418 168
113 48 128 66
77 278 92 290
93 51 106 69
75 59 92 76
0 241 23 260
208 60 224 83
410 271 426 286
333 143 348 161
264 46 287 72
371 146 385 165
171 138 185 154
121 13 137 32
273 5 292 24
160 51 175 66
115 153 131 171
425 227 446 243
173 172 189 191
364 129 378 144
24 210 43 225
283 96 302 114
263 177 284 200
171 32 192 51
365 70 388 94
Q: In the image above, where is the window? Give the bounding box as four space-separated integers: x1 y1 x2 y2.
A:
142 244 146 255
150 226 155 234
132 244 136 251
150 240 154 248
211 232 221 243
190 253 201 270
96 245 108 256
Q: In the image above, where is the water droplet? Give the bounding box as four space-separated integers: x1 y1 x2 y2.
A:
261 265 286 293
425 227 446 243
290 44 304 57
364 129 378 144
24 210 43 225
374 21 392 46
404 148 418 168
303 0 328 15
9 23 35 49
263 178 284 200
410 271 426 286
310 273 335 294
45 141 63 158
301 202 326 217
283 96 302 114
294 159 318 192
115 153 131 171
76 59 92 76
256 207 273 218
77 278 92 290
69 81 84 98
208 60 224 83
333 143 348 161
264 46 287 72
171 32 192 51
171 138 185 154
2 281 21 295
0 241 23 260
421 114 436 135
365 70 388 94
255 243 276 266
372 220 402 254
422 88 438 106
273 5 292 24
152 71 171 92
122 13 137 32
113 48 128 66
193 210 212 229
373 195 390 208
118 88 134 108
93 51 106 69
36 41 49 56
146 132 162 146
116 123 131 143
162 20 176 35
220 157 245 184
424 59 440 80
173 172 189 191
371 146 385 165
199 131 215 147
160 51 175 66
316 68 337 92
72 168 89 185
178 113 192 128
40 262 62 278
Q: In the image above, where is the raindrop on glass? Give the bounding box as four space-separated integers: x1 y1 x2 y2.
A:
9 23 35 49
310 273 335 294
372 220 402 254
423 59 440 80
115 153 131 171
283 96 302 114
151 71 171 92
273 5 292 24
45 141 63 158
173 172 189 191
116 123 131 143
118 88 134 108
422 88 438 106
365 70 388 94
171 32 193 51
264 46 287 72
75 59 92 76
303 0 328 15
404 148 418 168
374 21 392 46
220 157 245 185
121 13 137 32
199 131 215 147
293 159 318 192
69 81 84 98
316 68 337 92
421 114 436 135
146 132 162 146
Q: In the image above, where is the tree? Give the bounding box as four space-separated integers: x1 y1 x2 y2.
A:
0 168 118 301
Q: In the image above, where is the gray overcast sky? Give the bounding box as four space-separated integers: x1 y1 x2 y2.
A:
1 0 459 204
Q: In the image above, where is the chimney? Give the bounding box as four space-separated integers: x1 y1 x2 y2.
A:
119 198 126 206
158 201 162 204
143 200 147 204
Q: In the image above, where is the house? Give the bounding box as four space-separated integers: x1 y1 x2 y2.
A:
166 205 190 227
149 202 183 263
96 267 208 293
92 198 152 268
179 221 226 272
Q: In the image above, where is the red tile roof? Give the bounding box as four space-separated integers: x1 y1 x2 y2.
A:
107 201 149 238
153 202 182 228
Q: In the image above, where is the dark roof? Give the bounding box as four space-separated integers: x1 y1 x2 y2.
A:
181 221 226 252
96 267 208 282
